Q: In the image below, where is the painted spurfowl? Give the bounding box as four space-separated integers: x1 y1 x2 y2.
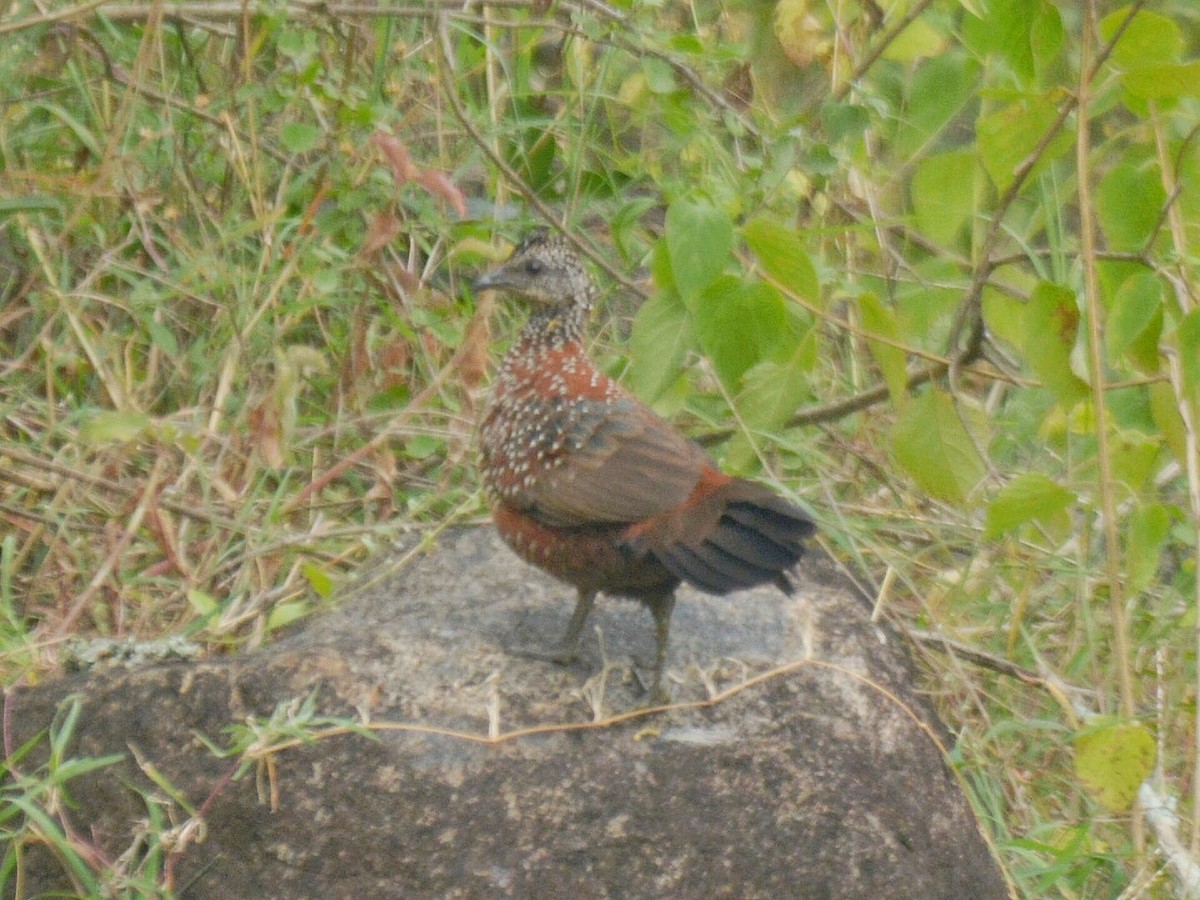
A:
475 227 815 700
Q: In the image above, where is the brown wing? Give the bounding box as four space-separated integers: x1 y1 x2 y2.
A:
515 396 712 529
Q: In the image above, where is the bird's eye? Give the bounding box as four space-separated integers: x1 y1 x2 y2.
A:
525 259 544 275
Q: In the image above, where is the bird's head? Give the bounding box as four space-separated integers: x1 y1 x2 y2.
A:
474 228 592 309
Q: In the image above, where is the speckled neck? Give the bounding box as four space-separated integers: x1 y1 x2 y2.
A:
507 290 595 359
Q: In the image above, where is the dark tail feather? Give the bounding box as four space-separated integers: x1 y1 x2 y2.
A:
659 539 779 594
704 517 790 570
656 486 815 596
724 499 814 552
657 545 747 595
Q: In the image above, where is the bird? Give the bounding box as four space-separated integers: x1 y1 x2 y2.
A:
474 227 815 701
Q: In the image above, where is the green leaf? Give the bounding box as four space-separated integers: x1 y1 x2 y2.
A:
911 150 977 248
649 235 675 293
1177 309 1200 395
1097 164 1166 252
80 410 153 444
641 57 676 94
803 143 839 176
404 434 443 460
5 796 102 889
266 600 311 632
665 199 733 303
520 125 557 189
1149 381 1189 468
984 472 1076 539
280 122 321 154
820 101 872 144
977 97 1075 193
1029 1 1064 79
895 55 979 160
1074 720 1156 812
894 263 960 339
626 291 691 402
889 388 987 505
693 277 790 389
277 29 310 60
981 288 1026 351
1100 8 1184 68
742 216 819 304
1123 62 1200 100
31 102 102 158
857 293 907 408
145 319 179 356
0 195 63 214
1106 273 1162 363
187 589 218 616
1124 303 1164 374
1024 283 1088 406
312 268 340 294
882 17 946 62
302 562 334 599
1110 431 1159 493
962 0 1059 85
737 338 816 431
49 751 126 781
1126 502 1170 594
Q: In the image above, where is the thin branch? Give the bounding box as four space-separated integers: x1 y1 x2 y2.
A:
435 13 647 297
944 0 1153 368
0 0 109 35
829 0 938 104
786 361 942 427
0 446 242 533
1140 782 1200 900
1078 0 1136 721
908 628 1054 687
8 0 533 30
1166 346 1200 857
54 456 166 637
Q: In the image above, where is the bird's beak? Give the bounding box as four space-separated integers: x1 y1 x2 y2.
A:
473 267 511 293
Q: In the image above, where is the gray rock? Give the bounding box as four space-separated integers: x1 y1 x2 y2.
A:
5 527 1010 899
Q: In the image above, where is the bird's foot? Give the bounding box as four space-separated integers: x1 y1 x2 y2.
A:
641 684 672 708
503 640 580 667
630 663 672 707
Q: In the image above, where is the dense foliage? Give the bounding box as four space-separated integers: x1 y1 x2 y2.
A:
2 0 1199 894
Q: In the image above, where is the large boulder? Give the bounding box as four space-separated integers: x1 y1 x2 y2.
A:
6 527 1010 898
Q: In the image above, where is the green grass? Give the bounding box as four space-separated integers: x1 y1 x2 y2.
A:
2 1 1200 896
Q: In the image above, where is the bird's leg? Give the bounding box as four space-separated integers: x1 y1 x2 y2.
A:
555 587 597 661
644 592 677 704
508 588 596 665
